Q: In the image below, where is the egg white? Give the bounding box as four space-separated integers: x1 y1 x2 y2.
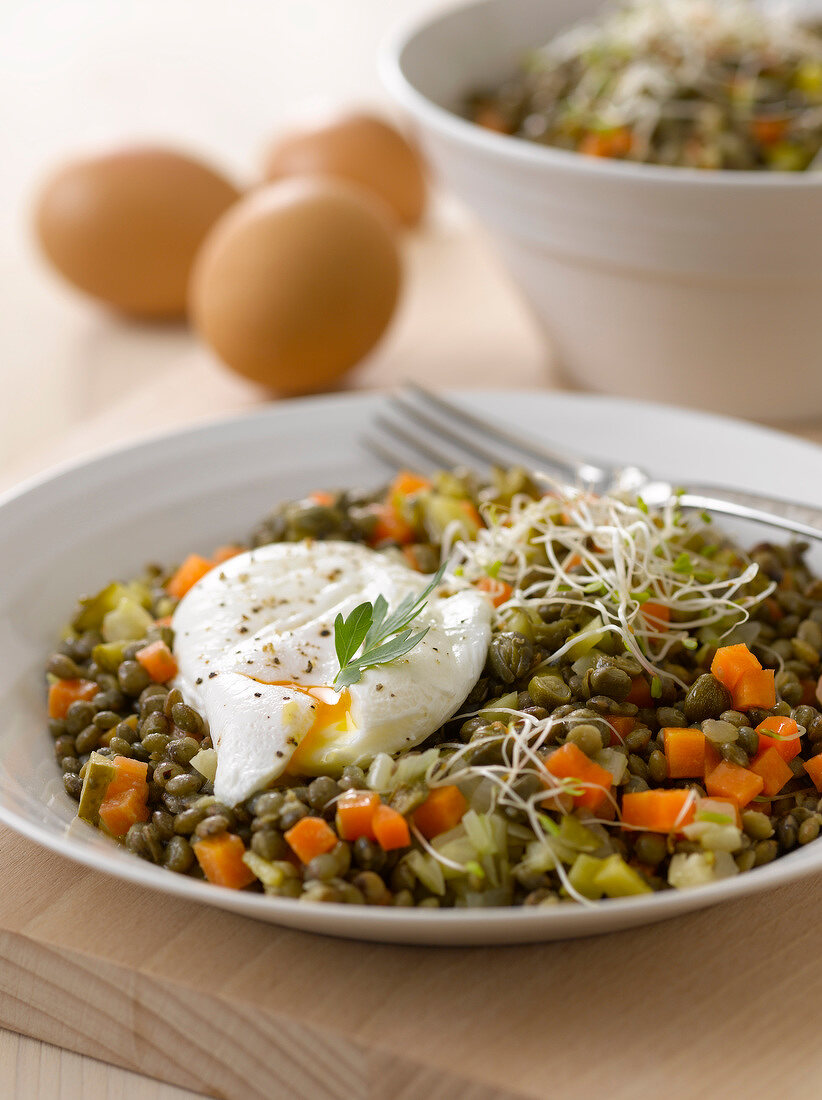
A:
172 541 491 806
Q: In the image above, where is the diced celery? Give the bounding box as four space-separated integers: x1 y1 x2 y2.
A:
392 748 439 789
102 597 154 642
683 821 743 852
241 852 297 888
366 753 395 791
405 850 446 895
594 854 652 897
73 582 130 633
479 692 518 722
463 809 499 855
421 494 481 541
517 837 559 877
668 850 739 890
566 616 606 660
594 747 628 786
77 752 116 826
191 748 218 783
568 853 606 900
558 813 601 853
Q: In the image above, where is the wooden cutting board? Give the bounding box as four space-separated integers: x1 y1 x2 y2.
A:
1 819 822 1100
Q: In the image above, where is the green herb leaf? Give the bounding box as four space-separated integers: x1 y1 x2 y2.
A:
333 603 373 669
332 565 446 691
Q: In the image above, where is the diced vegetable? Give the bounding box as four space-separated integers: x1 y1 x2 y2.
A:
390 470 431 511
77 752 116 826
372 804 411 851
166 554 214 600
194 833 256 889
335 789 381 840
668 850 739 889
72 582 149 633
683 820 743 852
99 788 150 837
608 716 636 744
804 753 822 792
626 677 653 707
48 678 98 719
594 854 652 897
368 502 415 546
558 813 601 853
105 756 149 800
756 716 802 762
704 740 722 777
211 544 244 564
91 640 129 673
567 853 605 899
475 576 513 608
710 643 762 692
640 601 670 632
732 668 775 711
705 760 764 807
663 727 706 778
135 639 178 683
190 748 218 783
405 850 446 895
284 816 338 864
413 785 468 838
621 790 696 832
544 742 613 811
101 597 154 642
749 746 793 797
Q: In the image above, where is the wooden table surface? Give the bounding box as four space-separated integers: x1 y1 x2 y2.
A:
4 3 822 1097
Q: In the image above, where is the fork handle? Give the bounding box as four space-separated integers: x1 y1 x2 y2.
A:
679 486 822 543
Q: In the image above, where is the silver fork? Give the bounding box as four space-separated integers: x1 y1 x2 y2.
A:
363 384 822 542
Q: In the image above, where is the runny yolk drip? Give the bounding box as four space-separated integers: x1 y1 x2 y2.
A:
261 682 352 773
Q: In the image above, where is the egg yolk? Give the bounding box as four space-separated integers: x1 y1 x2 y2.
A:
261 682 354 773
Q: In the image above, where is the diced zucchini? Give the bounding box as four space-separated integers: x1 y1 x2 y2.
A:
73 582 130 633
566 616 606 660
77 751 117 825
421 494 481 541
241 852 297 889
479 691 518 722
91 640 129 673
568 853 606 900
405 850 446 895
594 854 652 897
190 748 218 783
559 813 601 853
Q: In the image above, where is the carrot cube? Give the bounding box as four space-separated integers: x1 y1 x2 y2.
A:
284 816 338 864
755 716 801 763
105 756 149 800
48 678 98 719
804 753 822 793
663 728 706 778
135 640 178 683
166 554 213 600
608 717 636 746
621 790 695 832
194 832 255 889
626 677 653 708
732 669 775 712
99 788 149 837
543 742 613 811
706 761 764 808
335 790 381 841
372 804 411 851
711 644 762 692
749 747 794 797
413 785 468 838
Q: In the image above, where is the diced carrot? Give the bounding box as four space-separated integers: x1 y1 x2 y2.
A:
166 554 213 599
335 790 381 841
626 677 653 707
367 502 415 546
704 741 722 777
390 470 431 508
284 816 338 864
763 597 784 623
475 576 513 608
733 669 776 712
154 615 173 628
413 785 468 839
706 761 764 808
193 832 256 889
621 790 695 833
711 643 762 692
752 116 789 146
135 639 178 683
804 753 822 792
749 747 794 798
640 601 671 632
308 490 335 507
608 716 636 746
211 544 244 565
457 499 483 534
663 728 706 779
105 756 149 800
47 678 99 719
372 804 411 851
755 716 802 763
543 743 613 811
579 126 633 158
99 787 150 837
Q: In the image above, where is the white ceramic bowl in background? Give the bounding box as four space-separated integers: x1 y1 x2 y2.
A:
4 389 822 945
382 0 822 420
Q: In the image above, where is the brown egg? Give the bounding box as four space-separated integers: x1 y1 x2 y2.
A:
262 112 427 228
189 178 402 394
35 147 240 319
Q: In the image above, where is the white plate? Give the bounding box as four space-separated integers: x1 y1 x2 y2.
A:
2 389 821 945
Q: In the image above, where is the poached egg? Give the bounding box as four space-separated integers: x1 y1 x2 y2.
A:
172 541 491 806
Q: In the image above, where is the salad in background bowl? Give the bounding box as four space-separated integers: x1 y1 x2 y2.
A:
382 0 822 419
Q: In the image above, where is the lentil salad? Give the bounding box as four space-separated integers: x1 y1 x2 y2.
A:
467 0 822 170
46 468 822 907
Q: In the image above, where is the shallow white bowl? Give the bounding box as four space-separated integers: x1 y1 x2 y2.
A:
3 390 822 944
382 0 822 420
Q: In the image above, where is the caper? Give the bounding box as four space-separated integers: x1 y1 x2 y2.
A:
528 672 572 710
170 702 204 737
164 836 195 874
251 828 287 861
487 632 534 685
565 723 602 757
589 664 632 701
118 660 151 696
633 832 667 866
307 776 339 812
683 675 732 722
